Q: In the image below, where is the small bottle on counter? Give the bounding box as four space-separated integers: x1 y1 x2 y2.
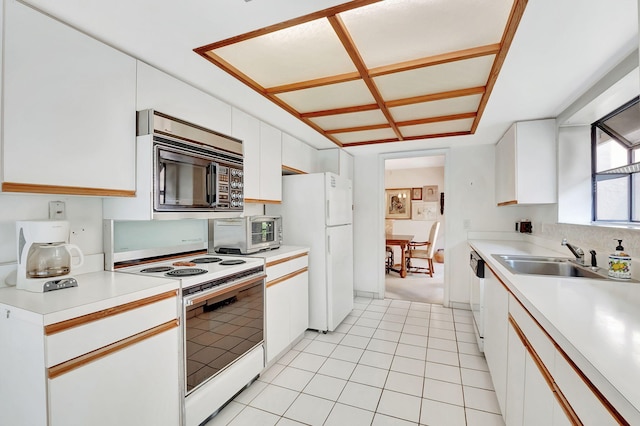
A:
608 239 631 280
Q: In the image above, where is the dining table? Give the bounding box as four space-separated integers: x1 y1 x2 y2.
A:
385 234 414 278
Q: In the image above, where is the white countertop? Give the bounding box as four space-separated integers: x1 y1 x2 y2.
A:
248 245 309 263
0 271 179 325
469 239 640 422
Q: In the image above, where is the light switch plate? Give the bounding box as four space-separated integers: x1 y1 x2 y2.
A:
49 201 66 219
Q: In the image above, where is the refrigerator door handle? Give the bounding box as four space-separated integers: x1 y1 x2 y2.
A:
326 200 330 222
327 235 331 254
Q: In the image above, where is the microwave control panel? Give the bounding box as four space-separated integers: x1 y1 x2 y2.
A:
217 164 244 210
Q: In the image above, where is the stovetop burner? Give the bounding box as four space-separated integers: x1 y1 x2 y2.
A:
219 259 246 266
140 266 174 273
191 257 223 264
165 268 208 277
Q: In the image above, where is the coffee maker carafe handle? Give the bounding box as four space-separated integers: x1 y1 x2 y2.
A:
66 244 84 269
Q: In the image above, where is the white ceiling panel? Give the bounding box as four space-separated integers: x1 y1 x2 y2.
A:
333 128 397 144
390 94 483 122
399 118 474 137
339 0 512 68
374 55 495 100
275 79 375 112
310 109 388 130
213 18 356 88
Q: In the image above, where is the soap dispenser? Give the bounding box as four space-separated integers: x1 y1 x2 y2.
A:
608 239 631 280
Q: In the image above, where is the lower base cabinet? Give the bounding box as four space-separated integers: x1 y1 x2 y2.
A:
265 252 309 363
49 328 180 425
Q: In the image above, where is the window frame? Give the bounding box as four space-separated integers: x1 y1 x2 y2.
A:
591 96 640 223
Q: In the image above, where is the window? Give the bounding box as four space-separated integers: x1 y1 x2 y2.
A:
592 96 640 222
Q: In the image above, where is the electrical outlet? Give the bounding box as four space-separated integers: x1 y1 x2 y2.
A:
49 201 66 220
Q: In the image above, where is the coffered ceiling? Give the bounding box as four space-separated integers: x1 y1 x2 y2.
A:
195 0 525 147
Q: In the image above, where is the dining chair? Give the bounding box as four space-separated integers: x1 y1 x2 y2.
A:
405 221 440 277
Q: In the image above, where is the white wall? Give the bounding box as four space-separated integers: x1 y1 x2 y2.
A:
557 125 592 224
353 144 556 306
0 194 103 264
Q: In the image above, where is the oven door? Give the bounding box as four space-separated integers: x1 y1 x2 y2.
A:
155 144 216 211
183 275 264 395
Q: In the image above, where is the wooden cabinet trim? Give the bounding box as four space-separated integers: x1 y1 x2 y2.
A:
2 182 135 197
244 198 282 204
44 290 178 335
266 252 309 268
48 319 178 379
497 200 518 206
509 315 583 425
267 267 308 288
282 165 307 175
508 298 629 425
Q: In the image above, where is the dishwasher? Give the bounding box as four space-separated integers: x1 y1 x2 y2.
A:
469 250 485 352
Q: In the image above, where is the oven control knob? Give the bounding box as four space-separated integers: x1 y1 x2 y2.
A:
231 182 237 188
239 201 244 207
239 183 243 188
237 171 243 177
231 169 237 176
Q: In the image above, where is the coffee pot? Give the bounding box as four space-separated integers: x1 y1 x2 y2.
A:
16 220 84 292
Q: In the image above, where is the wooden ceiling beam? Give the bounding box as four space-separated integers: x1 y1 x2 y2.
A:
327 15 403 140
342 131 471 147
369 44 501 78
300 103 380 119
266 72 362 94
324 112 476 135
194 0 382 53
471 0 527 133
386 86 485 108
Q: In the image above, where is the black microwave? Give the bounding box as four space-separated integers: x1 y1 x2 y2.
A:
139 110 244 212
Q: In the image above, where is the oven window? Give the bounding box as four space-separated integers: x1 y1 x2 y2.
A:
184 281 264 393
251 221 274 244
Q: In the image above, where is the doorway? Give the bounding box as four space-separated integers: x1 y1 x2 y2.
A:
384 155 445 305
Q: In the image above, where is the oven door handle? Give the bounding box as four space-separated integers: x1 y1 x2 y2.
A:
183 274 266 306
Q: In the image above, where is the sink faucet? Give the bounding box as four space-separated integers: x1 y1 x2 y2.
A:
562 239 584 265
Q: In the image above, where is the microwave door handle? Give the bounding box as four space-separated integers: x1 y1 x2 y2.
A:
208 163 217 206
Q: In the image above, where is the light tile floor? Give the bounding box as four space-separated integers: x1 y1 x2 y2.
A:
206 297 504 426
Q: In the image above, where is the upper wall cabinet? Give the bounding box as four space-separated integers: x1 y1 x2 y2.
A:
2 0 137 196
317 148 354 181
136 62 232 135
495 119 557 206
231 108 282 204
282 133 317 174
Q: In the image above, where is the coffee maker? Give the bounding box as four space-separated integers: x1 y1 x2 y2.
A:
16 220 84 292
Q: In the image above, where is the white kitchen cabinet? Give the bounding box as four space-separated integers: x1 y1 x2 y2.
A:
136 61 232 136
316 148 354 181
232 108 282 204
282 133 317 174
2 0 136 197
264 252 309 363
505 324 526 426
482 266 509 416
0 281 181 426
495 119 557 206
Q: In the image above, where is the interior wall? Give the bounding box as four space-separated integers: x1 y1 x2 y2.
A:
384 166 445 260
0 194 103 264
353 144 557 306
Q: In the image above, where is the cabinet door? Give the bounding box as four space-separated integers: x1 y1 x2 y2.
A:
495 124 517 205
506 324 525 426
265 281 291 363
232 108 261 202
289 270 310 339
48 327 180 426
3 0 136 195
522 350 555 426
259 122 283 202
483 268 509 415
282 133 316 174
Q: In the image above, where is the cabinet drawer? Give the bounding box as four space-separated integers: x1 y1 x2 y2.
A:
45 292 177 367
266 253 309 283
509 294 555 371
554 351 619 425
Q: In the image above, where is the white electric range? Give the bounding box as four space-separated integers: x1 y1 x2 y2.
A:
116 251 266 426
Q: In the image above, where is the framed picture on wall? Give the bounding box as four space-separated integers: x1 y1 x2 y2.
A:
412 201 438 220
385 188 411 219
411 187 422 200
423 185 439 201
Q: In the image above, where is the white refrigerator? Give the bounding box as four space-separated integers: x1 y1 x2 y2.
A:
268 172 354 332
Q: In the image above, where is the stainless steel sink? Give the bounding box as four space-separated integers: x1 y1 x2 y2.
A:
492 254 605 279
